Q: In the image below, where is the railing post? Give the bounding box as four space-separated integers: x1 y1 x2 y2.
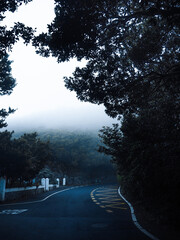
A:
0 177 6 202
56 178 60 188
45 178 49 191
63 177 66 186
41 178 45 191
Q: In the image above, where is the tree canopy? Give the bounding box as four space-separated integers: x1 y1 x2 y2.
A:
0 0 179 227
33 0 180 117
33 0 180 227
38 130 114 181
0 131 52 184
0 0 34 128
0 54 16 128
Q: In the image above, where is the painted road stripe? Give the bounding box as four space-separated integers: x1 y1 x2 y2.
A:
104 204 127 209
106 209 113 213
91 187 128 213
100 200 124 204
0 209 28 215
0 186 82 207
118 187 159 240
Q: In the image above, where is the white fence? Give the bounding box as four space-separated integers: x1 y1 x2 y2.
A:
0 177 66 202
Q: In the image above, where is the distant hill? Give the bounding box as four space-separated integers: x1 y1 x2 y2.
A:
13 129 116 183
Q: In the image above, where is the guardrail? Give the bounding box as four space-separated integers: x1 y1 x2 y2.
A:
0 177 66 202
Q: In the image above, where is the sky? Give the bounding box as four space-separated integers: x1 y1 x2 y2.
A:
0 0 116 131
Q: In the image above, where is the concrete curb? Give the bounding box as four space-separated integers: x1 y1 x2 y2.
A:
118 187 160 240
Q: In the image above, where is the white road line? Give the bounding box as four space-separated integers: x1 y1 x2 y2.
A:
0 209 28 215
0 186 81 207
118 187 159 240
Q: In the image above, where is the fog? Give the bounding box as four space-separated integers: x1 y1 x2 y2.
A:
0 0 116 132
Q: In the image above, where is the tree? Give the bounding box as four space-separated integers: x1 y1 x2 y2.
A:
0 131 52 184
0 0 34 57
0 0 35 128
0 54 16 128
33 1 180 227
33 0 180 117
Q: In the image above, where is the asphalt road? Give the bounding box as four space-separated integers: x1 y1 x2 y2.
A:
0 185 151 240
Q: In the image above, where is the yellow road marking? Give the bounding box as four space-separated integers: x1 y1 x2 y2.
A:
95 193 117 195
96 190 117 193
90 187 127 212
98 197 120 200
100 201 125 204
100 205 105 208
106 209 113 213
104 205 127 210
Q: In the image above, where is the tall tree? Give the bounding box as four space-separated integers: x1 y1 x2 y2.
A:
33 0 180 227
33 0 180 117
0 54 16 128
0 131 52 183
0 0 34 128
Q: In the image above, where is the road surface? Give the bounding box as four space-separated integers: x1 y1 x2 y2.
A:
0 185 151 240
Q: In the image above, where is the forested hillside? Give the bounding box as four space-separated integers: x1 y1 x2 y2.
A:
13 129 115 184
0 131 52 187
33 0 180 231
0 0 179 235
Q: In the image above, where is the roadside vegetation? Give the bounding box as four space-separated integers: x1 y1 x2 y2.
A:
0 0 179 235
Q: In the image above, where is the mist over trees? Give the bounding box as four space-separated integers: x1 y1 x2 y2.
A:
38 130 114 182
32 0 180 227
0 0 179 229
6 130 115 185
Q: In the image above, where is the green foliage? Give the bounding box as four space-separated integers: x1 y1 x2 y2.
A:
99 111 180 225
0 0 178 225
34 0 180 118
0 1 35 58
36 166 60 184
32 0 179 225
0 131 52 183
0 54 16 128
0 0 33 21
38 130 114 180
0 1 35 128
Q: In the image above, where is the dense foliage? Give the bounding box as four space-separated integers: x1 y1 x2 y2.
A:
0 54 16 128
0 131 52 185
33 0 180 228
2 130 114 185
38 130 114 182
33 0 179 117
0 0 34 128
0 0 179 228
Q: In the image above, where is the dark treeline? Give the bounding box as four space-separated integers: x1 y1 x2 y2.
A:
0 130 115 186
17 130 115 184
0 0 179 233
34 0 180 230
0 131 53 187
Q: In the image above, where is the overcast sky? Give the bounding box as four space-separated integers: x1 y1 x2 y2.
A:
0 0 116 131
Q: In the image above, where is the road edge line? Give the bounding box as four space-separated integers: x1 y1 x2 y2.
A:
0 186 80 206
118 187 159 240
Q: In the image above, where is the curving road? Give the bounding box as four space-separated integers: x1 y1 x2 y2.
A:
0 185 151 240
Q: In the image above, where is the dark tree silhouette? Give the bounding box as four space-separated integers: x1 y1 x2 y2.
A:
0 0 34 128
33 0 179 117
0 131 52 184
0 54 16 128
33 0 180 229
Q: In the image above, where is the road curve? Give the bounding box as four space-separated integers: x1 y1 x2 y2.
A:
0 185 150 240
